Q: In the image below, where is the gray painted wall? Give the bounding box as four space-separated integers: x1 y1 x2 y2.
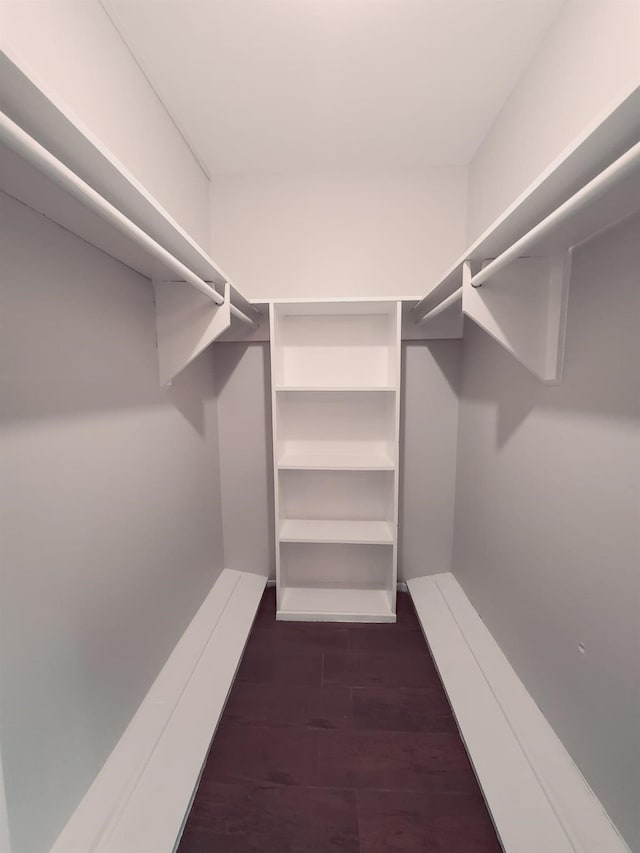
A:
400 342 461 579
452 214 640 851
214 339 461 582
0 193 225 853
214 343 275 579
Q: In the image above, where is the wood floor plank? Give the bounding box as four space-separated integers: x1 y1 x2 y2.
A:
225 683 352 730
236 645 323 686
316 729 478 793
180 783 359 853
177 590 500 853
200 724 319 788
351 686 457 733
323 651 440 688
358 789 501 853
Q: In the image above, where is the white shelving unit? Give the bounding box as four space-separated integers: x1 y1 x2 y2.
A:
270 301 401 622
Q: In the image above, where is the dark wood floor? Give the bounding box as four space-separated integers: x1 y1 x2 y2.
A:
178 588 501 852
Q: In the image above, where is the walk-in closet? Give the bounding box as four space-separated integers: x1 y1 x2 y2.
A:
1 2 639 852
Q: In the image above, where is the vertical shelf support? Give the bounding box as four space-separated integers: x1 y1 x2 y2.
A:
462 252 572 383
154 280 232 386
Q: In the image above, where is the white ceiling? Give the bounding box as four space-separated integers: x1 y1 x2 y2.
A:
104 0 564 175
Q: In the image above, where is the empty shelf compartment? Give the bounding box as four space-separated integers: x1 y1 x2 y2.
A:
271 301 400 388
278 587 395 623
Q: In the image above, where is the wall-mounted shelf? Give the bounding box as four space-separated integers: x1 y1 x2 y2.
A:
270 301 401 622
412 85 640 381
413 86 640 319
0 49 259 385
0 50 241 292
470 138 640 290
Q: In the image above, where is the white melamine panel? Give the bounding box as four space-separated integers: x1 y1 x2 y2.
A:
280 542 392 590
153 280 231 386
463 254 572 382
278 587 394 623
279 470 394 521
279 519 394 545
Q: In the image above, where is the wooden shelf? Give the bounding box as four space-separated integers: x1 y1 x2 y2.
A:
277 587 395 623
279 519 394 545
277 450 395 471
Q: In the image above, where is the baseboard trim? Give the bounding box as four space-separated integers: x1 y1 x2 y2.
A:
0 741 9 853
408 573 629 853
50 569 266 853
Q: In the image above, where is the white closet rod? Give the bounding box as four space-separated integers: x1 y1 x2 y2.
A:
415 287 462 326
471 138 640 289
0 111 256 328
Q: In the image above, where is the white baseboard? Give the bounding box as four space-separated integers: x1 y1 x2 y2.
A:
0 742 9 853
408 573 630 853
50 569 266 853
